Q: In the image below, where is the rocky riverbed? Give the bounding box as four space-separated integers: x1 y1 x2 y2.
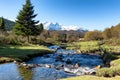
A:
0 45 104 80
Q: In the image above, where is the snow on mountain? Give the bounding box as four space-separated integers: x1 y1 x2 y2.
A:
43 22 86 31
61 25 82 31
44 22 61 30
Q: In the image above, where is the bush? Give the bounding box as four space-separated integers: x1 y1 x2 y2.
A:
5 35 20 45
103 50 118 63
84 30 103 41
0 34 5 43
0 31 29 45
111 59 120 66
97 59 120 77
105 38 120 46
96 68 115 77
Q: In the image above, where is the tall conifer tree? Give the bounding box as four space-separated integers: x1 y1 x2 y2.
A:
14 0 39 42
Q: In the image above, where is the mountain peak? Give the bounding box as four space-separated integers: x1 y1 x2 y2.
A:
43 22 86 31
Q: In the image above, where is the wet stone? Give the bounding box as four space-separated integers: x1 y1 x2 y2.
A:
45 64 51 68
74 63 81 69
55 64 64 70
66 59 71 64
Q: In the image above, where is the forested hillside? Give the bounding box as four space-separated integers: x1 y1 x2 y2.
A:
0 17 15 31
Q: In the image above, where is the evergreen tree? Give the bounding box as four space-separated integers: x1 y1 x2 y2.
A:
14 0 39 42
33 23 44 36
0 17 5 31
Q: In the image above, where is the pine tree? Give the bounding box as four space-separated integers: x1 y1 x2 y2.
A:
0 17 5 31
14 0 39 42
36 23 43 35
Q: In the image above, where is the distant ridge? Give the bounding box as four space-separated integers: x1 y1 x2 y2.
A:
0 18 88 32
0 17 15 31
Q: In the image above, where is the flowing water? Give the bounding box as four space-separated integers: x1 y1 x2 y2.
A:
0 45 104 80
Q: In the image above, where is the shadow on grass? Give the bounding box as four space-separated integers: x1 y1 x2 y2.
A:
0 45 53 62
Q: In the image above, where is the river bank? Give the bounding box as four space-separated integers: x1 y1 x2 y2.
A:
0 45 105 80
0 45 53 64
62 58 120 80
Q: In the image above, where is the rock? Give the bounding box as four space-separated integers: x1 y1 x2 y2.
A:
28 64 35 68
13 61 17 64
74 63 81 69
20 62 27 66
64 66 78 74
45 64 51 68
95 65 101 69
76 71 85 76
66 59 71 64
77 50 81 53
37 64 42 67
55 65 64 70
67 65 74 69
87 68 96 75
89 71 96 75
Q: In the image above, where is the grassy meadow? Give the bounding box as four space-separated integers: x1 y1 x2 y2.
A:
0 45 53 62
66 41 120 53
62 76 120 80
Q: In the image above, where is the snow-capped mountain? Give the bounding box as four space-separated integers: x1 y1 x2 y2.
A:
43 22 87 32
43 22 62 30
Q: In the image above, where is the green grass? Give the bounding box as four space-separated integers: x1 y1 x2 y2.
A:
62 76 120 80
0 45 53 62
67 41 120 53
111 59 120 66
96 58 120 77
67 41 98 50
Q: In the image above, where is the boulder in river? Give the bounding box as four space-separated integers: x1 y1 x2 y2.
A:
77 50 82 53
20 62 27 66
55 64 64 70
45 64 51 68
66 59 71 64
64 65 78 74
94 65 102 69
74 63 81 69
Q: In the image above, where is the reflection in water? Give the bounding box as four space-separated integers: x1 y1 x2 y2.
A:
19 66 33 80
0 63 22 80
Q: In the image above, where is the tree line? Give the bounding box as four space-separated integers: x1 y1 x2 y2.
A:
84 24 120 41
39 30 85 43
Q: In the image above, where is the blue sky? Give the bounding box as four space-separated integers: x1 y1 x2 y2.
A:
0 0 120 30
